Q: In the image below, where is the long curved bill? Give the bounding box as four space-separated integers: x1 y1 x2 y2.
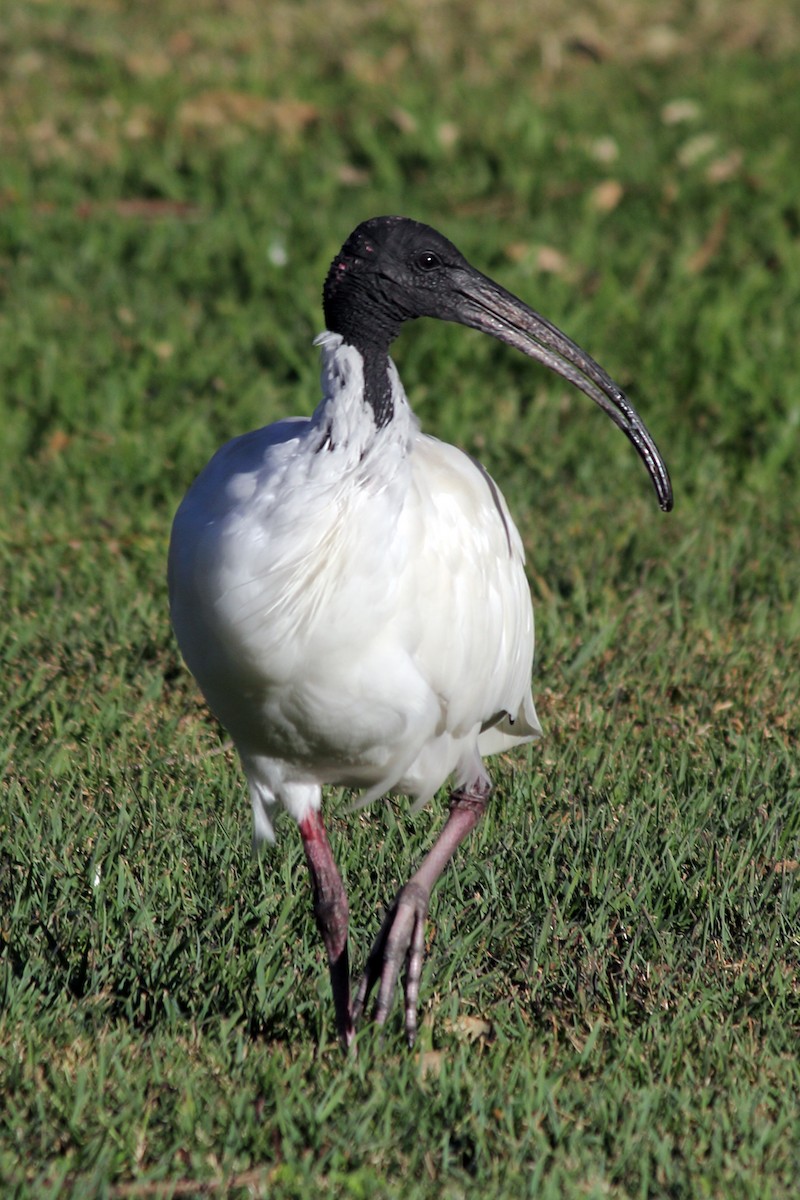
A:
447 266 673 512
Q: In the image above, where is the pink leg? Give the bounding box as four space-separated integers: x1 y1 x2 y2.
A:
298 809 354 1048
353 776 490 1046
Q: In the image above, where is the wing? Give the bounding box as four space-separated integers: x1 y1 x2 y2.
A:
402 433 539 748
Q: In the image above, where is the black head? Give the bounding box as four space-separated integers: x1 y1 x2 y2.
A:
321 215 673 511
322 216 472 355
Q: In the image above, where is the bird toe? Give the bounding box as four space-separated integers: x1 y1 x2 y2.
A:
353 881 430 1043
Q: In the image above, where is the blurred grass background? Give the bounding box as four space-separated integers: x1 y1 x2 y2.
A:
2 1 800 1196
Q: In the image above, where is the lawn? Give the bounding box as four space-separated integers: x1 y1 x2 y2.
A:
2 1 800 1196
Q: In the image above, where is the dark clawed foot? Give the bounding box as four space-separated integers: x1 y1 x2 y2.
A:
352 880 430 1047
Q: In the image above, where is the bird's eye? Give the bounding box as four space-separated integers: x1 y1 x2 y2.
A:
415 251 442 271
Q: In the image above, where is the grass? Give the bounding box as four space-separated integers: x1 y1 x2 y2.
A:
2 0 800 1195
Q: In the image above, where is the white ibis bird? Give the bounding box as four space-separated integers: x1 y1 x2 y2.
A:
168 216 672 1047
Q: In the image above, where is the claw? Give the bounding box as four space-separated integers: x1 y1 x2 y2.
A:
354 881 430 1045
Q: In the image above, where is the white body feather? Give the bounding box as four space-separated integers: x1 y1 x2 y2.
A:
168 332 540 843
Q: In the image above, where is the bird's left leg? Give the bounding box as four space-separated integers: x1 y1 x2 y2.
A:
353 774 491 1046
298 809 354 1048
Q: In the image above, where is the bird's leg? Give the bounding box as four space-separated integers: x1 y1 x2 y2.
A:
298 809 354 1048
353 775 491 1046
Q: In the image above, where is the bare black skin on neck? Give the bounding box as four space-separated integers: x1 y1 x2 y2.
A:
356 348 395 429
321 299 399 427
323 221 416 429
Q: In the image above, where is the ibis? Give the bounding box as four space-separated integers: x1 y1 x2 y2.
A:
168 215 672 1047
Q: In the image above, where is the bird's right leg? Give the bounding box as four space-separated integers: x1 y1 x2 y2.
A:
298 809 354 1048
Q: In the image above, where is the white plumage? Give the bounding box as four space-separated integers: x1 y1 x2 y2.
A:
169 332 540 843
169 216 671 1046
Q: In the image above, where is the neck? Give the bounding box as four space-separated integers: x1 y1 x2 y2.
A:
322 287 403 430
355 340 394 428
312 333 416 467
